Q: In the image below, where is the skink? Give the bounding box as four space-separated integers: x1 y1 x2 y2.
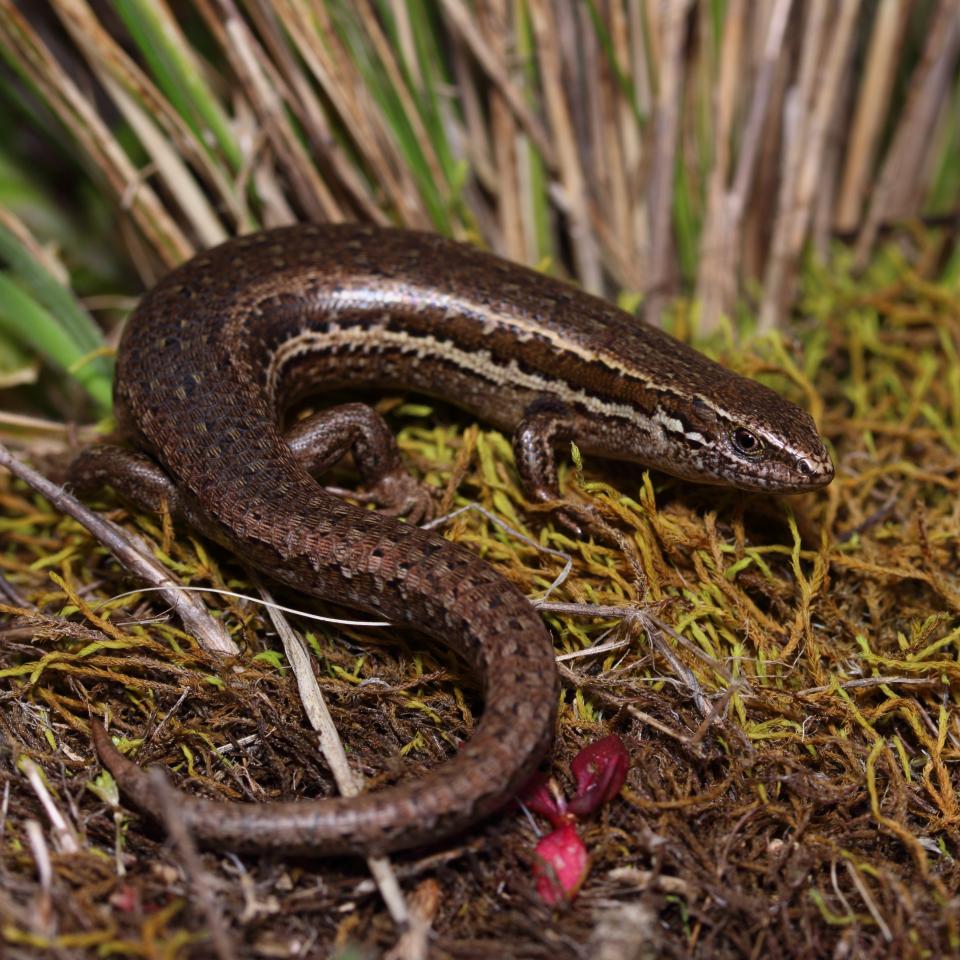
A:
74 223 833 856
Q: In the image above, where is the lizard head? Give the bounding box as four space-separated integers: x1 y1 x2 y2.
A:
645 377 835 493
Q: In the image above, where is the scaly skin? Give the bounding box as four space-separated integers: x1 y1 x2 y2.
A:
80 224 833 856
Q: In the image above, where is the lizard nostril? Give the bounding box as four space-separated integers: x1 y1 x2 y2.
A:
796 458 815 477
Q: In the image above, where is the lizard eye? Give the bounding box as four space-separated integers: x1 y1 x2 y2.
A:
731 427 764 459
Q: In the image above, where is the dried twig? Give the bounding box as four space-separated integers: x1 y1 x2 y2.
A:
256 581 410 927
150 769 238 960
0 440 237 655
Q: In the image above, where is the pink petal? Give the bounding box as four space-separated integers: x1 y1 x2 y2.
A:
518 771 569 828
533 823 590 904
109 885 139 912
567 734 629 817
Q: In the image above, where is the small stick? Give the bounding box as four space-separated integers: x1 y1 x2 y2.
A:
0 571 27 607
21 757 80 854
0 440 237 656
150 768 238 960
257 580 410 927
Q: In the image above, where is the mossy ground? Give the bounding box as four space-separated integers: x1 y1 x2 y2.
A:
1 244 959 958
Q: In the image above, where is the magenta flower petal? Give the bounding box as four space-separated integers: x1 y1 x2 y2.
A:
519 771 569 827
566 734 629 817
533 823 590 904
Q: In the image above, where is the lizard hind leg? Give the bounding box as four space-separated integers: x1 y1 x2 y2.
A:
68 444 183 518
285 402 435 524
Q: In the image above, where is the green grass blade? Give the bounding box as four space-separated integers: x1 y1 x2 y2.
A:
397 1 463 187
112 0 242 172
0 272 111 412
333 6 450 230
583 0 647 129
0 325 35 388
515 0 552 262
0 216 107 360
673 154 700 286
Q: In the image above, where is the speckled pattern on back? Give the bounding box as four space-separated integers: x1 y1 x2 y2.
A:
93 224 832 855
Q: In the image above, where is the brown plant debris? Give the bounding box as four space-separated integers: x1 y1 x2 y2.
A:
1 249 960 957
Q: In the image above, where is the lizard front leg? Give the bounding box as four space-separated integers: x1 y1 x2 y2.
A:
513 398 616 541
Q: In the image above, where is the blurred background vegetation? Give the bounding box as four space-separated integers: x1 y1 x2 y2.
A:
0 0 957 423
